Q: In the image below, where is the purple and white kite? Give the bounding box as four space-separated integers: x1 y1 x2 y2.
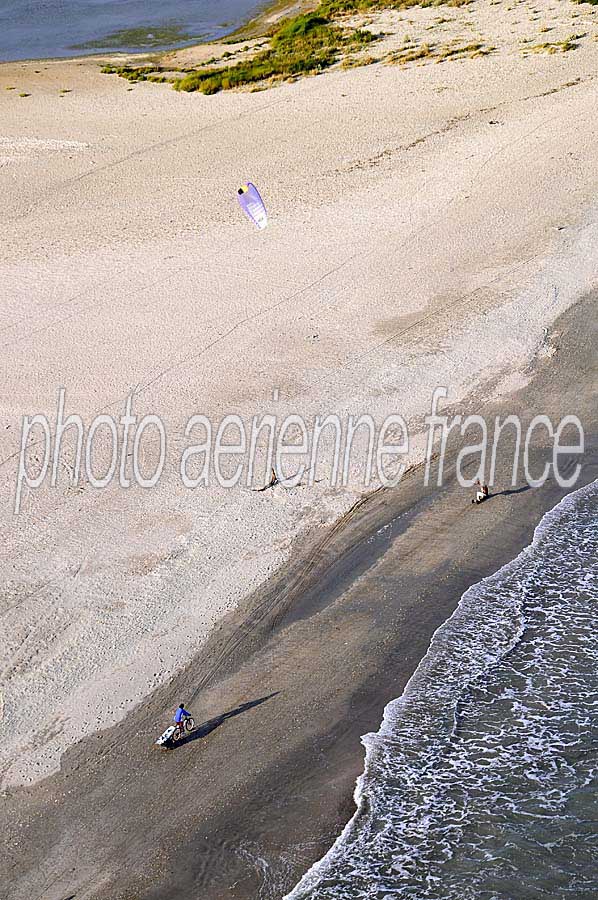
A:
237 182 268 230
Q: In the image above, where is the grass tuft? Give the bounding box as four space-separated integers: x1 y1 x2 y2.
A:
388 42 433 63
101 64 167 82
387 37 494 66
342 53 381 66
526 35 581 54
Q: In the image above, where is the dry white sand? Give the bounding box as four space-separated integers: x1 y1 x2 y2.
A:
1 0 597 789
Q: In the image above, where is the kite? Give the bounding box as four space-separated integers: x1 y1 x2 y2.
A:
237 182 268 230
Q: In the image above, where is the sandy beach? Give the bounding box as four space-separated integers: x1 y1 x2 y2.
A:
1 292 597 898
1 0 598 895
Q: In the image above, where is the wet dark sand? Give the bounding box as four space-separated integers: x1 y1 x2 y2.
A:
1 293 597 900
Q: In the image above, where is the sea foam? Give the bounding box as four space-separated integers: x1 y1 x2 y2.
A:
286 480 598 899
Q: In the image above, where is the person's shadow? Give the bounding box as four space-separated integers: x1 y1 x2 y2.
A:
176 692 279 747
491 484 533 499
471 484 533 506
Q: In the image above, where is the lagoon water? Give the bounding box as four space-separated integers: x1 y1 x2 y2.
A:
287 480 598 899
0 0 263 62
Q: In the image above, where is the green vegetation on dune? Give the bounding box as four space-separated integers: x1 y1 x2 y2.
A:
319 0 470 11
165 0 480 94
101 64 167 82
104 0 587 96
174 12 375 93
100 11 374 91
275 14 330 38
525 35 581 53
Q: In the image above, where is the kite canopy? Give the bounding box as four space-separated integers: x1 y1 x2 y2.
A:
238 182 268 230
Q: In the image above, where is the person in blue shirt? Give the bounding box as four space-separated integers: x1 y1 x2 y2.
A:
173 703 192 736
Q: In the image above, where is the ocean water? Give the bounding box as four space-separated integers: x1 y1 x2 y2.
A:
0 0 263 62
286 480 598 900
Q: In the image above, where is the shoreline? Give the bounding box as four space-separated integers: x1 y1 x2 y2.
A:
0 0 311 67
286 471 598 899
1 290 597 898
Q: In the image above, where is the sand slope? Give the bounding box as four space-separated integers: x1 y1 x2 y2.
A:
1 0 598 788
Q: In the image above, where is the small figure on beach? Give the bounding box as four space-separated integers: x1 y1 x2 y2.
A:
173 703 193 736
255 467 279 492
155 704 196 749
472 480 490 505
